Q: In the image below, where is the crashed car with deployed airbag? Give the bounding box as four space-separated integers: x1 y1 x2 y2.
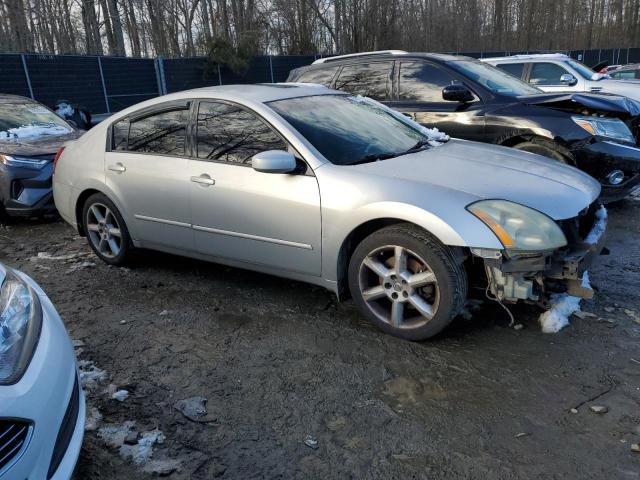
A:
54 84 607 341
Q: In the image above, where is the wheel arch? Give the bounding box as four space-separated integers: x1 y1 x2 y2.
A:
499 134 576 165
75 188 102 236
335 217 471 301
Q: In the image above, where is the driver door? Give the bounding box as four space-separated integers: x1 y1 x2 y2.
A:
386 60 486 141
188 100 322 276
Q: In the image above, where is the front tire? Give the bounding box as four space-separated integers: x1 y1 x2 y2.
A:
513 140 569 163
82 193 133 266
348 224 468 341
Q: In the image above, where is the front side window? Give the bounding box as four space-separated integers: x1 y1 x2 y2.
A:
297 67 340 86
399 61 460 102
269 94 429 165
611 70 638 80
496 63 526 79
448 60 541 96
126 103 190 155
196 101 286 164
529 63 570 85
334 62 392 100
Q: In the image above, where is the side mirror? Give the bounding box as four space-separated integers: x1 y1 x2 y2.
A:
252 150 297 174
560 73 577 86
442 84 474 103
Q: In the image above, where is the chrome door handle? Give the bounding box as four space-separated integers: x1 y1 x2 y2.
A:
108 163 126 173
190 174 215 186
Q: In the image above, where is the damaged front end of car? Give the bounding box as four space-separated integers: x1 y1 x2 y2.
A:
468 200 607 306
525 93 640 201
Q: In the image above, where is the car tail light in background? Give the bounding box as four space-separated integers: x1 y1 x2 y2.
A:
53 146 65 174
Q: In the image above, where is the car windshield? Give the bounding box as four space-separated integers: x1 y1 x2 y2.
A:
450 60 542 96
268 94 434 165
0 102 72 141
566 59 598 80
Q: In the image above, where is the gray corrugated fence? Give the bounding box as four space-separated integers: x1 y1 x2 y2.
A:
1 49 638 115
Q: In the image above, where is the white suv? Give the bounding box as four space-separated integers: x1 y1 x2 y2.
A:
482 53 640 101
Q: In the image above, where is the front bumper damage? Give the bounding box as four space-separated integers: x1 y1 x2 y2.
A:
572 140 640 203
474 203 607 304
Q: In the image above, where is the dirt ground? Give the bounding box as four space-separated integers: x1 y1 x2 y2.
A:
1 200 639 479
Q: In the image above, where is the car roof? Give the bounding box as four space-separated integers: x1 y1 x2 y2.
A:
305 51 469 68
481 53 570 63
167 83 342 103
0 93 35 104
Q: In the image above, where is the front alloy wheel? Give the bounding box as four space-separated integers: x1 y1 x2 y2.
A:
348 224 467 340
359 245 440 329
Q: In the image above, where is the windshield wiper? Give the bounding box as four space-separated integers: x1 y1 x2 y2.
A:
346 152 399 165
400 139 432 155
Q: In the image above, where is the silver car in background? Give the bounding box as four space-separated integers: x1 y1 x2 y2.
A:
53 85 605 340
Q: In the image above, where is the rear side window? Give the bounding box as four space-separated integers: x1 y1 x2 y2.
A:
529 63 570 85
496 63 525 79
398 61 459 102
112 101 191 155
334 62 392 100
196 101 286 165
296 67 339 86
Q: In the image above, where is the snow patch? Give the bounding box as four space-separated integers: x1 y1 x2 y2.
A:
98 421 136 449
120 429 166 465
0 124 71 140
78 359 107 389
55 102 75 118
32 251 83 261
112 389 130 402
538 271 591 333
585 205 607 245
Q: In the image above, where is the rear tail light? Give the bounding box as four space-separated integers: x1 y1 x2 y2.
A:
53 146 65 175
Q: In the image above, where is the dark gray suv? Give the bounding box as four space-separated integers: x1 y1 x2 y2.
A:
0 94 81 220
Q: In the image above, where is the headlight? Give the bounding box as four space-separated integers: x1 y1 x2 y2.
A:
0 154 49 170
0 265 42 385
467 200 567 252
572 116 635 144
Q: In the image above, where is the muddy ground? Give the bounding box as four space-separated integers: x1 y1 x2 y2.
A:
1 200 639 479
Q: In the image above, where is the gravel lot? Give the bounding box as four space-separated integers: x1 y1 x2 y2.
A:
1 200 639 479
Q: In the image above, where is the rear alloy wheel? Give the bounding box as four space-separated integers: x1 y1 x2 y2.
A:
349 224 467 341
83 193 133 266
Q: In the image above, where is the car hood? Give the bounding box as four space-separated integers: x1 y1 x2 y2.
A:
348 139 600 220
0 130 83 157
518 92 640 117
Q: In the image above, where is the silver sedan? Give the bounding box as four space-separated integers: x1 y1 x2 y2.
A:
53 85 605 340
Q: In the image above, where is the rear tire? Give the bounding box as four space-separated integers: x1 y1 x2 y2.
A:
348 224 467 341
82 193 133 266
513 140 569 163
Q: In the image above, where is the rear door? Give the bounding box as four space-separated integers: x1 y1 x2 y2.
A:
188 100 322 276
387 60 486 141
105 101 194 249
332 61 393 101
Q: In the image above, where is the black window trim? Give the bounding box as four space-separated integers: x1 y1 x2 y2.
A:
107 99 193 158
331 60 394 101
107 97 317 176
392 59 484 104
525 61 571 87
192 98 313 176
